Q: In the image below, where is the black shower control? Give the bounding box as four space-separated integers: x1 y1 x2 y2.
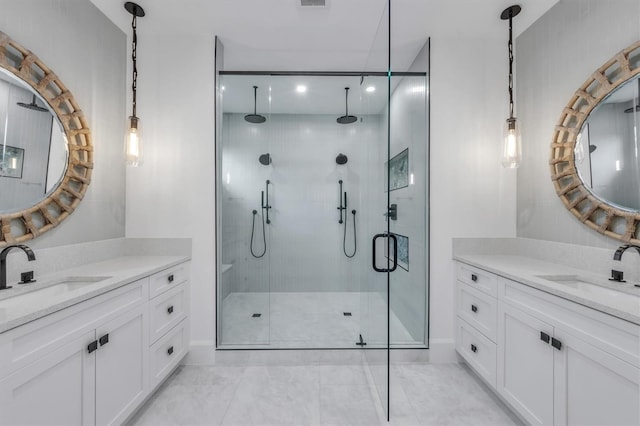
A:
387 204 397 221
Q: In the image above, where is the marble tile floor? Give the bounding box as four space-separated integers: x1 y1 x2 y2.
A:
127 356 521 426
220 292 422 349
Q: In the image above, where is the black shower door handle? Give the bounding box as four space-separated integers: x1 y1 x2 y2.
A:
372 233 397 273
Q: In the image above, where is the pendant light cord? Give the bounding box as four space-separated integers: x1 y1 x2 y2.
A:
508 14 514 120
131 13 138 118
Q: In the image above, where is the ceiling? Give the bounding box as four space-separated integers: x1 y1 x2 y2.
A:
90 0 559 71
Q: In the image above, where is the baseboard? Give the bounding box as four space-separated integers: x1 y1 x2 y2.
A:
183 341 216 365
425 338 457 363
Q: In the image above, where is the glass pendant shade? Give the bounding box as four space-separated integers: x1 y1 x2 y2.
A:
501 117 521 169
125 116 143 166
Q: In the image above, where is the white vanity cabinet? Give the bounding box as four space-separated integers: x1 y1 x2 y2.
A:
0 260 190 426
455 261 640 426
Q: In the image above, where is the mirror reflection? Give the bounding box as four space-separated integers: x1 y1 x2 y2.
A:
0 69 68 214
576 75 640 211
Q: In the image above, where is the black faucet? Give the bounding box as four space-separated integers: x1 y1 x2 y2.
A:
613 244 640 261
0 245 36 290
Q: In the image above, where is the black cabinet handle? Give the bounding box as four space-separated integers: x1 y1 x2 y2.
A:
87 341 98 353
551 337 562 351
167 305 174 314
471 305 478 313
471 274 478 282
168 274 174 283
470 344 477 353
99 334 109 346
540 331 551 344
167 346 174 355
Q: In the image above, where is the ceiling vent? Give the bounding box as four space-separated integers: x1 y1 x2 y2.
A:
301 0 326 7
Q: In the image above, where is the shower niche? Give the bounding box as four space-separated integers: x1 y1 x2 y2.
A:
216 70 428 350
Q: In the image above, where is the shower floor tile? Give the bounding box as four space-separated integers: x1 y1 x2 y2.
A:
220 291 419 348
127 360 521 426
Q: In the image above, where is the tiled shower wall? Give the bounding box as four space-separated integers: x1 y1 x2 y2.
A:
221 113 384 296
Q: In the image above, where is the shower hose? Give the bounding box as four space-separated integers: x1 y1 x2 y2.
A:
343 209 357 258
250 209 267 258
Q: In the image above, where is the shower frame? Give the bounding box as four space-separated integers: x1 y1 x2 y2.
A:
214 69 429 351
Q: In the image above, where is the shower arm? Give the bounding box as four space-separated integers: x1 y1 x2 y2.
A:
262 180 271 224
337 180 346 224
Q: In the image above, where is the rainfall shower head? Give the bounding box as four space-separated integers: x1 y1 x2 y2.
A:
337 87 357 124
259 153 272 165
245 86 266 124
17 95 48 112
336 153 348 165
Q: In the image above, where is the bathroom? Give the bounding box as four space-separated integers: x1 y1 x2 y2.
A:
0 0 638 425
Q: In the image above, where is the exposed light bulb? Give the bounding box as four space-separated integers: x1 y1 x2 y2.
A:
125 116 143 167
366 86 375 93
501 118 522 169
296 85 307 93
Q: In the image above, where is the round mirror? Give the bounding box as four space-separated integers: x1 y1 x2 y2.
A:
0 69 69 213
0 31 92 246
574 75 640 212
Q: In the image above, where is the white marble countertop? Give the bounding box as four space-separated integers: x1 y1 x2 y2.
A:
454 254 640 325
0 255 190 333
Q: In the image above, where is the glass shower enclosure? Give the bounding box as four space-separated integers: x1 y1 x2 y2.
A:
215 3 429 418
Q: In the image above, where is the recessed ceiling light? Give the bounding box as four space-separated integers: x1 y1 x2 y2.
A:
366 86 375 93
296 85 307 93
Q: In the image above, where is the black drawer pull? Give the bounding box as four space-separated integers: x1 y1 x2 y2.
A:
471 274 478 282
540 331 550 344
168 274 175 283
99 334 109 346
551 337 562 351
471 305 478 313
167 305 174 314
87 341 98 353
167 346 174 355
470 344 477 353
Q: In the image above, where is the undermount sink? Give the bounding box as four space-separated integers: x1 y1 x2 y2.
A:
0 276 111 309
535 274 639 300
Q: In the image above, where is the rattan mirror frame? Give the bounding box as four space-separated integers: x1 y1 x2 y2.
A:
0 31 92 246
550 40 640 244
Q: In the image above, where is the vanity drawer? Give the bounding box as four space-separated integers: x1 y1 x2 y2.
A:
457 281 497 342
150 283 187 344
457 318 497 388
499 277 640 367
456 263 498 297
0 279 147 379
149 263 189 299
149 319 188 389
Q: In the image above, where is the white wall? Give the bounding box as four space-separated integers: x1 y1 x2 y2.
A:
516 0 640 248
125 34 216 347
0 0 126 249
430 37 517 357
221 113 381 295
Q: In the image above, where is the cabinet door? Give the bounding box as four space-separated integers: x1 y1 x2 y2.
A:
95 305 148 426
497 303 554 426
0 331 96 426
553 329 640 426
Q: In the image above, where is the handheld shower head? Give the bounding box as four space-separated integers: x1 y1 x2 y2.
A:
259 153 272 165
336 153 348 165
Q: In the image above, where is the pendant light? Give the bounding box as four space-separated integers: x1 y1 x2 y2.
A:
124 2 145 167
500 5 522 169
